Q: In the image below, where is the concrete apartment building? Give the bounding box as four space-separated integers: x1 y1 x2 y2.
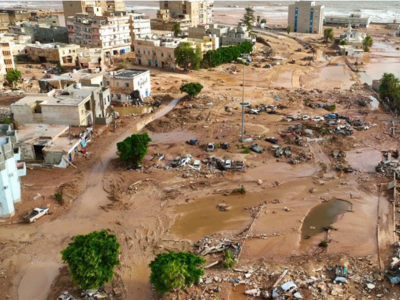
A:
188 24 256 46
0 126 26 218
62 0 126 20
159 0 214 26
12 83 112 126
34 25 69 44
67 9 131 58
76 47 107 70
151 9 192 33
133 37 180 69
324 13 371 28
0 10 31 25
288 1 324 34
104 69 151 102
130 13 152 39
0 41 15 79
26 43 80 66
39 69 104 92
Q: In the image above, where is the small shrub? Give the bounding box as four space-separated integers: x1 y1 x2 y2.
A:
240 185 246 194
1 117 11 125
321 128 329 135
222 250 235 269
243 147 250 154
54 192 63 204
319 240 329 248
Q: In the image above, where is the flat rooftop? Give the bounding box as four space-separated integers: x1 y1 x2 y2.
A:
107 69 149 79
15 124 69 146
41 70 104 82
27 42 78 49
12 90 91 107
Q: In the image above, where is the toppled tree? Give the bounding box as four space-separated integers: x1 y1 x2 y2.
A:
241 7 255 31
222 250 236 268
379 73 400 107
149 251 205 294
117 133 152 166
5 69 21 88
323 28 334 42
173 22 182 37
174 42 202 70
363 35 373 52
180 82 203 99
61 230 120 289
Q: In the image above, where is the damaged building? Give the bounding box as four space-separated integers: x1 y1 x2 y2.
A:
12 83 113 125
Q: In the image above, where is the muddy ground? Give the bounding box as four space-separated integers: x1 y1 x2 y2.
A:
0 26 400 300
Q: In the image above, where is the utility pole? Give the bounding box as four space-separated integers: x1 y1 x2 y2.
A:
241 56 245 142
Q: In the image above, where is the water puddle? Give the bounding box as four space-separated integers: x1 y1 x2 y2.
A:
303 65 354 89
112 105 152 116
360 62 400 84
346 148 382 172
301 199 352 240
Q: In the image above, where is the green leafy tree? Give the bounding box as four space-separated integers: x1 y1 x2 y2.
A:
202 41 253 68
61 230 120 289
173 22 182 38
363 35 373 52
149 251 205 294
323 28 334 42
287 25 291 34
260 19 266 24
340 40 348 45
174 42 201 71
180 82 203 99
241 7 255 31
117 133 152 165
379 73 400 107
5 69 22 88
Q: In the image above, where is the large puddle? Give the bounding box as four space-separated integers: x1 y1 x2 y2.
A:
303 65 355 89
301 199 352 240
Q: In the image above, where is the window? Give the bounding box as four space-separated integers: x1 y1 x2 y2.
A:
116 82 119 87
106 81 110 86
125 83 129 88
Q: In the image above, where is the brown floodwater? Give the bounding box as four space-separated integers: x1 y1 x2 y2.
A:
301 199 352 240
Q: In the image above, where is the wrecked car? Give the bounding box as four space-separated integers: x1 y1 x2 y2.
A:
312 116 325 122
186 139 199 146
250 144 265 153
324 113 339 119
207 143 215 152
248 109 259 114
24 207 49 223
221 142 230 149
265 137 279 144
351 119 364 127
272 281 303 299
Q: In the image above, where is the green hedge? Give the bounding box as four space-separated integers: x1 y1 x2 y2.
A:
202 41 253 68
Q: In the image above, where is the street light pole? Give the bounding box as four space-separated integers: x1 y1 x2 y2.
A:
241 56 245 142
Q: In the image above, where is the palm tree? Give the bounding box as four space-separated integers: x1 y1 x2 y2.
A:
323 28 334 43
173 23 182 38
363 35 373 52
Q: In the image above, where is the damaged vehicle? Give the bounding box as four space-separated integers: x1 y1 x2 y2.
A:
265 137 279 144
272 281 303 299
186 139 199 146
275 146 292 158
207 143 215 152
250 144 265 153
24 207 49 223
221 142 230 149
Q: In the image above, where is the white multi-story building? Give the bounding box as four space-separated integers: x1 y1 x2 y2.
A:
67 8 132 58
130 13 151 39
0 126 26 218
288 1 324 34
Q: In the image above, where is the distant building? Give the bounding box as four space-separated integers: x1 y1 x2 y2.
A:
151 9 192 33
0 10 31 24
185 36 219 53
0 41 15 79
67 9 132 58
34 25 69 44
159 0 214 26
188 24 255 46
288 1 324 34
130 13 152 39
62 0 126 20
34 15 61 27
104 69 151 102
26 43 80 66
324 13 371 28
12 83 112 126
133 37 180 69
0 126 26 218
340 23 366 49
